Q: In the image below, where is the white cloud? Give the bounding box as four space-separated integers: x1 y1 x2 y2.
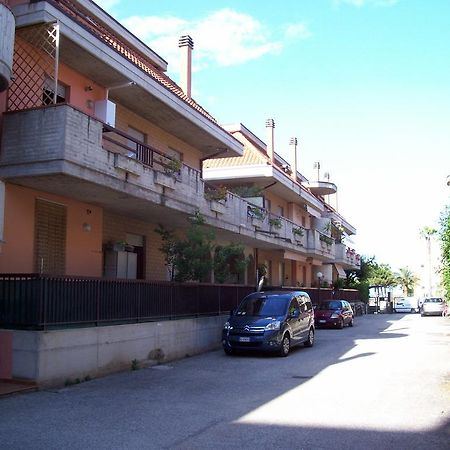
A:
121 9 309 73
284 23 311 40
335 0 398 6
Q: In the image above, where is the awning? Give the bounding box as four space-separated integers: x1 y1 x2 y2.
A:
335 264 346 278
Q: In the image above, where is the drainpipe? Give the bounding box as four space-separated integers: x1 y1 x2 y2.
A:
178 35 194 98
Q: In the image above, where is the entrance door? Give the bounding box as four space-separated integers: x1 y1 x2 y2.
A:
34 199 66 275
125 233 145 279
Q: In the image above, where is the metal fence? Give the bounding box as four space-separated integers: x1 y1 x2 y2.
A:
0 274 361 329
0 274 255 329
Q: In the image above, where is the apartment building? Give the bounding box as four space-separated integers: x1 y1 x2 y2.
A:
0 0 359 286
203 121 360 288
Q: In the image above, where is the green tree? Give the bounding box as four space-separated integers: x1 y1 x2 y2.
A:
213 243 248 284
370 263 397 288
420 226 438 296
154 224 178 281
173 224 215 282
439 205 450 301
396 267 419 296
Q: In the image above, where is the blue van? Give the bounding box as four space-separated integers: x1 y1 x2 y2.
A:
222 291 315 357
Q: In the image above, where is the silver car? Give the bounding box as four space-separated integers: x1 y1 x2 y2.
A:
421 298 446 316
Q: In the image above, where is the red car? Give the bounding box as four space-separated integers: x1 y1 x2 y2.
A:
314 300 354 329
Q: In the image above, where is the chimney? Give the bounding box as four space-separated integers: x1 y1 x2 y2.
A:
289 137 298 181
265 118 275 162
178 35 194 98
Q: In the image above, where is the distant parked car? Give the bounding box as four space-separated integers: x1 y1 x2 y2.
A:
421 298 446 316
393 297 419 313
222 291 315 357
314 300 354 329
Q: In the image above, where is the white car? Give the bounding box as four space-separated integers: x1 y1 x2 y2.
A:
393 297 418 313
421 298 446 316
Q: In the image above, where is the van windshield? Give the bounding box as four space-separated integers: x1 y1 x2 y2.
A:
235 294 290 317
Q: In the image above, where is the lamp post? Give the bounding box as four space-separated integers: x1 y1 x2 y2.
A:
317 271 323 303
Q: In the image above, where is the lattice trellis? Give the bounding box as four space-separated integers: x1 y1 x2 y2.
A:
7 22 59 111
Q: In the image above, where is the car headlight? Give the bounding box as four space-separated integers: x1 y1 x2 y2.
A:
265 320 281 331
223 321 233 330
330 312 341 318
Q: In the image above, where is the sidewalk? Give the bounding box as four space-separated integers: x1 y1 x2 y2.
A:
0 379 37 397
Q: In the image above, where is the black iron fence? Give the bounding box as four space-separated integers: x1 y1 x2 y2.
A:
0 274 361 330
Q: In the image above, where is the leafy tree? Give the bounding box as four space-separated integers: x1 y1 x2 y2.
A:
370 263 397 288
396 267 419 296
173 225 215 282
154 224 178 281
213 243 248 284
345 256 396 301
439 205 450 301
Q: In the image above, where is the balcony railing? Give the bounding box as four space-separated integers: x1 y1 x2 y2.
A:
1 104 339 260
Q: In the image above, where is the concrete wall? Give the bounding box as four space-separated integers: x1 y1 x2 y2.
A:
7 315 227 387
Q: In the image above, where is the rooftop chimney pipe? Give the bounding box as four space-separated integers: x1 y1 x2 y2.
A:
289 137 298 182
265 118 275 162
178 35 194 98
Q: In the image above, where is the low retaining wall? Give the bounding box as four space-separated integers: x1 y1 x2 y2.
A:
4 315 228 387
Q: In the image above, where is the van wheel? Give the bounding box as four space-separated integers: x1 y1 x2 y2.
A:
338 319 344 329
279 334 290 357
304 328 314 347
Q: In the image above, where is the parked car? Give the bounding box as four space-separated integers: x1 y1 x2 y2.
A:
222 291 315 357
421 298 446 316
393 297 419 313
314 300 354 329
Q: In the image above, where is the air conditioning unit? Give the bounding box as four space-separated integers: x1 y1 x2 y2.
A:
94 99 116 127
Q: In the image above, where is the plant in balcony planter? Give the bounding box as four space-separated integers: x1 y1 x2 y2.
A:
204 185 228 202
292 226 304 238
319 234 333 246
247 206 266 221
164 158 182 176
269 217 282 229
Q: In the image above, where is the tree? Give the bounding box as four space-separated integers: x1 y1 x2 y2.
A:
173 224 215 282
154 224 178 281
345 256 396 302
439 205 450 301
420 226 437 296
213 243 248 284
396 267 419 296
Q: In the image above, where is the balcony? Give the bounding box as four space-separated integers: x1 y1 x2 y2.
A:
0 104 332 260
306 230 335 261
335 243 361 269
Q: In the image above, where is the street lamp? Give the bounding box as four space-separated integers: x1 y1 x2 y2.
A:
317 271 323 303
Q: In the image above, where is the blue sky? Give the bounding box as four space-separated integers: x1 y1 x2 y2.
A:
96 0 450 274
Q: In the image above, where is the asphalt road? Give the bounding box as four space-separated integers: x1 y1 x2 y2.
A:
0 313 449 449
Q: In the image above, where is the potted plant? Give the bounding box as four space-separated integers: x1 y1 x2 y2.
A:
292 226 304 238
269 217 282 229
164 158 182 176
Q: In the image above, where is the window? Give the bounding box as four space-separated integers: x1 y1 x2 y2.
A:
42 77 67 105
127 126 146 158
167 147 183 161
34 199 66 275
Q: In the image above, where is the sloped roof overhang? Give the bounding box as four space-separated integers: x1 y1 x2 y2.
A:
12 1 243 156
